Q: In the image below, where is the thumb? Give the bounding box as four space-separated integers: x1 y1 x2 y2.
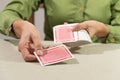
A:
31 34 43 55
87 28 96 37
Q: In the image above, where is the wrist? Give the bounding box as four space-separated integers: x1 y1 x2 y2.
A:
12 20 28 38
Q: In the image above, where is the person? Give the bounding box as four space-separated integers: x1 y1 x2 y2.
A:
0 0 120 62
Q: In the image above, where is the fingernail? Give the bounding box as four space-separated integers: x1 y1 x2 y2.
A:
36 50 43 55
64 22 68 24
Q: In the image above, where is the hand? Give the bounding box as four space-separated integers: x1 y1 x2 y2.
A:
72 20 110 38
12 20 43 62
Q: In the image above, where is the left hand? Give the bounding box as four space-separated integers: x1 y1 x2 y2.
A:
72 20 110 38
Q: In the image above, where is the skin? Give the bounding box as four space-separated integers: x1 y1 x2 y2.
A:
12 20 43 62
72 20 110 38
12 20 109 62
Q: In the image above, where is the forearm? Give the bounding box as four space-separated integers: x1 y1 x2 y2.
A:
0 10 22 36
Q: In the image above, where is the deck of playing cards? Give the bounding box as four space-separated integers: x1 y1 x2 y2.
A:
34 45 74 66
53 23 92 47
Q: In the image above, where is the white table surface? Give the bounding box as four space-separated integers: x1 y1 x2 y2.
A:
0 39 120 80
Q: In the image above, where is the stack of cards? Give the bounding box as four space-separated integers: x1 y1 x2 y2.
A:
53 23 92 47
34 45 74 66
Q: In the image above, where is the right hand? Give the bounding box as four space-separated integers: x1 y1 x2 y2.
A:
12 20 43 62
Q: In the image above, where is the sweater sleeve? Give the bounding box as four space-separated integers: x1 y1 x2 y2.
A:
105 0 120 43
0 0 41 36
92 0 120 43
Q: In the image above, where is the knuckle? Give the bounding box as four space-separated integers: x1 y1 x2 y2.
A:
18 42 24 52
23 55 30 62
23 55 36 62
35 44 42 49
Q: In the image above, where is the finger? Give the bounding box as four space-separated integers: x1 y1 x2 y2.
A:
64 22 68 25
25 40 43 56
87 28 96 37
72 23 88 31
19 42 37 62
18 37 37 61
20 48 37 62
18 35 29 52
31 32 43 55
36 50 43 56
72 23 83 31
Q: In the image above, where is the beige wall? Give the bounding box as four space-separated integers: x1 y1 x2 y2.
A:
0 0 45 40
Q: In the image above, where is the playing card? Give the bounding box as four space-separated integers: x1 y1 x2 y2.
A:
54 26 74 42
34 45 74 66
53 23 92 47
